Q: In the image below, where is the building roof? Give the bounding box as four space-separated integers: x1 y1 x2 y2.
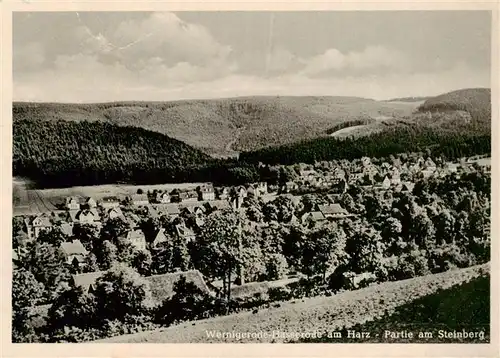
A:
108 207 124 216
157 203 181 215
175 224 195 238
302 211 326 222
72 271 106 291
126 229 146 242
32 214 52 227
60 240 88 256
207 200 231 210
318 204 348 215
146 270 211 303
131 194 149 202
59 223 74 237
75 209 97 221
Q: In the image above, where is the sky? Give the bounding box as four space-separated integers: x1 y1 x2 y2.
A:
13 11 491 102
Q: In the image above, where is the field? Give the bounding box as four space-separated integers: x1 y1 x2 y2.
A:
98 263 489 343
13 177 207 216
13 97 419 157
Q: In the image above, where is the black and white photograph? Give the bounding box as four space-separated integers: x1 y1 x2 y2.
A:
9 9 495 347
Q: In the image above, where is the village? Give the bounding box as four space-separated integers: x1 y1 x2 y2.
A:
14 153 490 300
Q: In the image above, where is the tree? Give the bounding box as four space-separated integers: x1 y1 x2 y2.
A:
37 227 68 247
73 223 100 251
434 209 456 245
12 269 44 311
155 276 214 325
273 196 296 223
344 224 385 274
82 253 99 273
26 242 71 300
264 253 289 281
139 217 160 244
100 217 130 243
96 240 118 270
132 249 152 276
195 209 242 302
12 269 46 342
303 224 347 281
409 211 436 249
282 225 307 270
47 285 98 330
93 263 154 321
262 202 278 222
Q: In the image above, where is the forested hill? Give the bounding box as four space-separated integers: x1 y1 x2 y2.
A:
239 125 491 166
13 119 212 188
417 88 491 125
12 96 419 156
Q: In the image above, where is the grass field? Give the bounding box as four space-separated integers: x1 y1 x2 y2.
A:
97 263 489 343
13 177 207 216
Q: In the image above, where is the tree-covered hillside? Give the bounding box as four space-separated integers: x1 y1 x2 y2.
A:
13 119 212 188
417 88 491 125
13 96 418 156
240 125 491 165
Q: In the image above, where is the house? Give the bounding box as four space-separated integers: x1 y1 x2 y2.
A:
126 229 147 251
230 196 244 210
156 192 171 204
152 228 169 248
301 211 326 224
424 158 437 171
256 182 268 195
361 157 371 167
144 205 159 219
99 196 120 209
375 176 391 190
130 194 149 206
318 204 352 219
231 186 247 199
59 240 88 266
76 209 99 224
216 187 230 200
205 200 231 212
85 197 97 208
144 270 212 304
197 185 215 201
59 222 74 237
282 181 298 193
401 181 415 193
179 190 198 203
107 207 124 220
155 203 181 218
387 173 401 186
65 197 80 211
175 224 196 242
72 271 106 294
31 214 53 239
124 212 141 227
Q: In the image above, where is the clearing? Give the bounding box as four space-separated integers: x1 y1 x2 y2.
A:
13 177 207 216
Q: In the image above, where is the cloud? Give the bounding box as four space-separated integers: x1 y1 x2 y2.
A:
14 59 489 103
13 14 490 103
13 42 45 72
300 45 411 77
75 12 233 70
